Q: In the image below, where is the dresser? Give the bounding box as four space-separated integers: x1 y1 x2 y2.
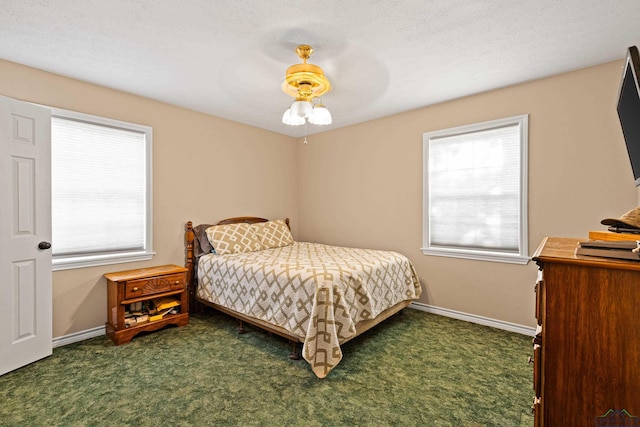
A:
532 237 640 426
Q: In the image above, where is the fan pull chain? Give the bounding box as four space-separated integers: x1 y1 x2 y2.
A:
304 122 308 145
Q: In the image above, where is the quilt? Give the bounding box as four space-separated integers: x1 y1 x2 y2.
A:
197 241 421 378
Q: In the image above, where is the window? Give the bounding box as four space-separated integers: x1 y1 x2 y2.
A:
422 115 528 264
51 108 153 270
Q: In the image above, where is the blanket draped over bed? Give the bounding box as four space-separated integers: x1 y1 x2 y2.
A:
197 241 421 378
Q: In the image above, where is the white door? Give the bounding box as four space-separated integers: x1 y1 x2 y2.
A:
0 95 52 375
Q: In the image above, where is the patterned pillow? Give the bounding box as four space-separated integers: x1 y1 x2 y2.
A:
252 220 294 249
205 223 265 255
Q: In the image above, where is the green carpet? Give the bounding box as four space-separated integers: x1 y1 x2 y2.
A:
0 309 533 426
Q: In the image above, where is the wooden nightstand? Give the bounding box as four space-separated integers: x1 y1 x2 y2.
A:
105 264 189 345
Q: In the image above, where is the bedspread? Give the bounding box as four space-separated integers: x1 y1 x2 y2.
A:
197 242 421 378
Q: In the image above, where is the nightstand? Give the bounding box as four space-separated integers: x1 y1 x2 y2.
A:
104 264 189 345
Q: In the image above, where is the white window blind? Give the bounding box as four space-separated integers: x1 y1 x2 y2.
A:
422 115 528 264
51 110 153 269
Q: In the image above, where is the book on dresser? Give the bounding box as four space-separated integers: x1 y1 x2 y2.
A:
576 239 640 261
588 230 640 242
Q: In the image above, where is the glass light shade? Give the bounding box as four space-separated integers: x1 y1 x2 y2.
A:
290 100 313 118
308 105 332 125
282 108 305 126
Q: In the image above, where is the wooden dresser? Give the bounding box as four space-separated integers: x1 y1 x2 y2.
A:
532 237 640 426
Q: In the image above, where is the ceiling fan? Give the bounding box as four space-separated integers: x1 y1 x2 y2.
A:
281 45 332 126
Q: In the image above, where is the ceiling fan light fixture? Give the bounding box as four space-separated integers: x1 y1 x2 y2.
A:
291 100 313 118
308 104 332 125
281 45 332 126
282 108 305 126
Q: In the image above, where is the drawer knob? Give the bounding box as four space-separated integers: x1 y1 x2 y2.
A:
133 287 139 292
175 280 180 284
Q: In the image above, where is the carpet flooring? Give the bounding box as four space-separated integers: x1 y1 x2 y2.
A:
0 308 534 426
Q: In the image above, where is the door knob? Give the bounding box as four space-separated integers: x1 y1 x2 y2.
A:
38 241 52 250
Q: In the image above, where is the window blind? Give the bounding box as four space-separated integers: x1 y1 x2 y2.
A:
51 116 147 256
427 123 521 252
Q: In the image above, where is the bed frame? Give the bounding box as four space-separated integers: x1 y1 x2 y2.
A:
185 216 411 360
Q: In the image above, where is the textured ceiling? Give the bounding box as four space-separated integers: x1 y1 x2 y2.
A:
1 1 639 137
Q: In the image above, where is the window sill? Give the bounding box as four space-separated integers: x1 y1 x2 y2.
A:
421 247 530 265
52 251 155 271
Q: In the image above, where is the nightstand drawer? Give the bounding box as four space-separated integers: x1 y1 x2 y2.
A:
125 273 185 299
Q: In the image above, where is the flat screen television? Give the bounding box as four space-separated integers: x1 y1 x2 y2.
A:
617 45 640 187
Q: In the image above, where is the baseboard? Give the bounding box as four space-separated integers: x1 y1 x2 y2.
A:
51 304 535 348
410 302 536 336
52 325 105 348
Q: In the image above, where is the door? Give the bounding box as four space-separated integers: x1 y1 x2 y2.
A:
0 95 52 375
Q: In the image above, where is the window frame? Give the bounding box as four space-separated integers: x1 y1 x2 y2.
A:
50 107 154 271
422 114 529 264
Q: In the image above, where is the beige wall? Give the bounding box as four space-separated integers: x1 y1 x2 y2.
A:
297 60 637 327
0 59 298 338
1 58 635 337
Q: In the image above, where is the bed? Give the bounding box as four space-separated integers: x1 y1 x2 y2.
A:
185 216 421 378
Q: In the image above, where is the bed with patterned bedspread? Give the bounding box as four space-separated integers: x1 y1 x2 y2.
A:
186 217 421 378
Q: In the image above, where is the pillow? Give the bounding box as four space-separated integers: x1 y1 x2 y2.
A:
252 219 294 249
205 223 264 255
193 223 215 257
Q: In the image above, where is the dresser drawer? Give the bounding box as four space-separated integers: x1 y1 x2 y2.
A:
125 273 186 299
